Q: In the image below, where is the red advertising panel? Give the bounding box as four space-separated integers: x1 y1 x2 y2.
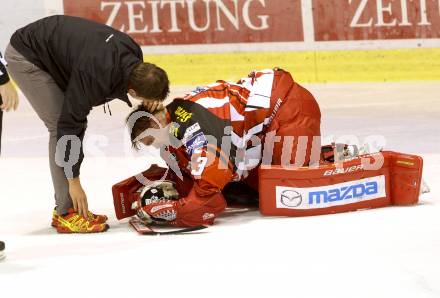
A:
63 0 304 45
313 0 440 41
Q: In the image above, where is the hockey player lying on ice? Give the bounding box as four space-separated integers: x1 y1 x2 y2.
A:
116 68 322 227
115 67 425 228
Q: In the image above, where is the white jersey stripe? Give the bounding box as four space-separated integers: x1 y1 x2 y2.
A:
230 104 244 121
247 94 271 109
195 97 229 109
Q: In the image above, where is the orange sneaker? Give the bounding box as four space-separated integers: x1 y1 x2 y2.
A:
51 208 108 228
55 209 109 234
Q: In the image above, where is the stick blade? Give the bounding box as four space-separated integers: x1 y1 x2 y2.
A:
129 218 207 235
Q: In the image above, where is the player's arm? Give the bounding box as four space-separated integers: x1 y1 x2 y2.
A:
172 144 233 226
189 144 233 195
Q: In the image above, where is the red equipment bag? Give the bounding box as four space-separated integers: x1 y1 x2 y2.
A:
258 151 423 216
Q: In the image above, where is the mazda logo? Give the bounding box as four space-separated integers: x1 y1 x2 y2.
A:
280 190 302 207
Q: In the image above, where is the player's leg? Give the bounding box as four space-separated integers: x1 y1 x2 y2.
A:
267 82 321 167
5 44 73 214
5 44 107 232
222 167 260 207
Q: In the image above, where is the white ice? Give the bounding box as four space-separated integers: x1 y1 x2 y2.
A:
0 82 439 298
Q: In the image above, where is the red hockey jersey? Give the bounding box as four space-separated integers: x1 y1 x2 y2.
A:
166 69 294 195
146 68 320 226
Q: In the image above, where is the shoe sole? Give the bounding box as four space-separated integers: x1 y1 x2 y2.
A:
0 251 5 261
56 224 110 234
52 221 108 228
52 218 108 228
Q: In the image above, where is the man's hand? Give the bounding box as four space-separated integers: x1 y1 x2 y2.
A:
144 100 163 113
68 177 89 219
0 81 19 112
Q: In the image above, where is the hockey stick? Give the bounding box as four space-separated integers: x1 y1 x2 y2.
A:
129 218 207 235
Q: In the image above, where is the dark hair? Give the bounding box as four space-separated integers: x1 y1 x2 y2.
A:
126 105 160 150
129 62 170 101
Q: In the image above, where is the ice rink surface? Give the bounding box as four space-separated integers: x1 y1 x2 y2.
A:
0 82 439 298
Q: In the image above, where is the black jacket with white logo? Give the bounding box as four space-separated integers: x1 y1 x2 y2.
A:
11 15 142 177
0 51 9 85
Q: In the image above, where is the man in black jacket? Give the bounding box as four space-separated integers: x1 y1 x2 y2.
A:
5 15 170 233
